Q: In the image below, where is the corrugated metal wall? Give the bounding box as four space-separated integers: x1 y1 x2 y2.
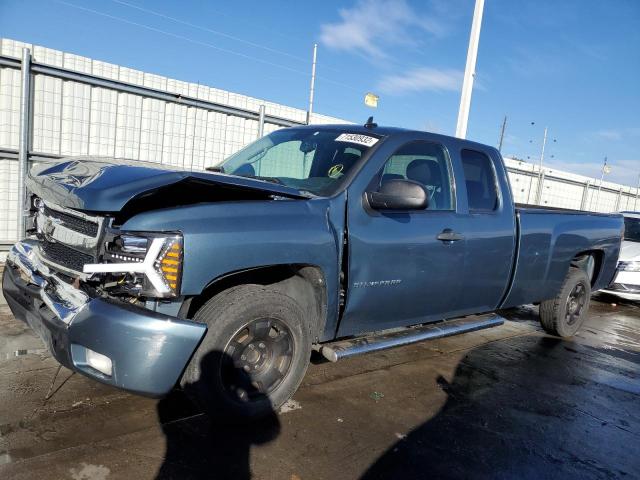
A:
0 38 345 243
0 38 638 246
504 158 639 212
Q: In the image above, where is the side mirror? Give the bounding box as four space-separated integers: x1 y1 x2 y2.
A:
366 179 429 210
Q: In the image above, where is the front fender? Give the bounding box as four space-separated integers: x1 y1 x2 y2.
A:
121 197 344 341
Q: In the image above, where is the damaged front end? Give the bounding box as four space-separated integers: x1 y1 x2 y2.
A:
27 195 182 307
3 196 207 397
24 157 307 304
2 157 314 396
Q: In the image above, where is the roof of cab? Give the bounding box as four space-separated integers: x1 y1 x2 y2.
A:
292 123 412 136
291 123 499 153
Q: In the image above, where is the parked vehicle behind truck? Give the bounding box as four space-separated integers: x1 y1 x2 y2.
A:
3 122 624 419
601 212 640 301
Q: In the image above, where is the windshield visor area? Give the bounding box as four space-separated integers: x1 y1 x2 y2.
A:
220 129 383 196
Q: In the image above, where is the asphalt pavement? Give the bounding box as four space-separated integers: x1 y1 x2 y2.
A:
0 288 638 480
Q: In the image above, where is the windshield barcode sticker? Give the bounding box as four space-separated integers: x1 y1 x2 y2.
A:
335 133 379 147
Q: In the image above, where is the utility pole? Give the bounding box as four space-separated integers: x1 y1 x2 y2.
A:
497 115 507 152
455 0 485 139
306 43 318 125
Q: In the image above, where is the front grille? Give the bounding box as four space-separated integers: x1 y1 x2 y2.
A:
44 205 99 237
41 241 93 273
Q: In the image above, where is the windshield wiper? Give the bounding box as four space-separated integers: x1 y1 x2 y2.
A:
205 170 313 197
242 175 284 185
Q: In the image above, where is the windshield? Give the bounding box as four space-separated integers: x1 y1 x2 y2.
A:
220 128 382 196
624 216 640 242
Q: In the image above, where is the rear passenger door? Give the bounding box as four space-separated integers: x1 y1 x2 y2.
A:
454 148 516 313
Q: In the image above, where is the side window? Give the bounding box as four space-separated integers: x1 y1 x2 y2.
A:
460 149 498 212
380 141 453 210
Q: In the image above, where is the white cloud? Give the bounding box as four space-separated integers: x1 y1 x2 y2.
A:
595 130 623 141
319 0 446 58
594 127 640 141
377 67 462 95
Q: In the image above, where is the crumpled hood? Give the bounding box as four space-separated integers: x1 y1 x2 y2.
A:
27 158 308 212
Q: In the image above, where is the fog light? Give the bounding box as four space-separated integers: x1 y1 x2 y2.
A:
86 348 113 376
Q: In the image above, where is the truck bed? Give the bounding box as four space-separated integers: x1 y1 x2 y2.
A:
500 207 623 309
515 203 622 217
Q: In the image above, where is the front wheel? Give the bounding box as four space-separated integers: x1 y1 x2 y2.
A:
539 267 591 337
181 285 311 421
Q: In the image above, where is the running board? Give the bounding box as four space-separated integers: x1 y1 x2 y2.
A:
315 314 504 362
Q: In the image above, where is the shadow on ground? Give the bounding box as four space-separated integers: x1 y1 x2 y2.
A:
361 334 639 479
155 350 281 480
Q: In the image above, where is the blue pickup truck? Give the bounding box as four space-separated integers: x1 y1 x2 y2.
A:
3 122 623 419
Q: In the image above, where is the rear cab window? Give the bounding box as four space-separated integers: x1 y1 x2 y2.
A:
460 149 499 212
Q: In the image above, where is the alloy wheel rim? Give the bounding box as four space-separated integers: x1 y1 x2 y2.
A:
565 282 587 326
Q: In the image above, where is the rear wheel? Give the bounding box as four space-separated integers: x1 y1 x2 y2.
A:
539 267 591 337
181 284 311 421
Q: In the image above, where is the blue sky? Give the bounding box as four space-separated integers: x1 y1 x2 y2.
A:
1 0 639 186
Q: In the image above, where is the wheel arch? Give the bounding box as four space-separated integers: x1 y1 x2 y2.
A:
181 264 328 342
571 249 603 287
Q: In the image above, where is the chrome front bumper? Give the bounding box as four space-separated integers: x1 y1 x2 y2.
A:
3 239 207 397
8 240 90 324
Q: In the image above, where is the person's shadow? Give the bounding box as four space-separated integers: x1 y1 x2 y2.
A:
155 350 281 479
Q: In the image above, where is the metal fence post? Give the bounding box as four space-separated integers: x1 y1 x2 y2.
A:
535 171 545 205
525 166 536 204
258 104 265 138
580 180 591 211
17 47 32 240
615 187 622 212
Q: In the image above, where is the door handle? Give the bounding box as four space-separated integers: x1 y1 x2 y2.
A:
437 229 464 242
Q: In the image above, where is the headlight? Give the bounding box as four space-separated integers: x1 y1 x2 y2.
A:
83 233 183 298
619 261 640 272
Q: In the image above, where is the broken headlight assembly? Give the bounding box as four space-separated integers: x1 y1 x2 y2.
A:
83 233 183 298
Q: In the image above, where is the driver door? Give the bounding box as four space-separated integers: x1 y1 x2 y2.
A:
338 140 468 337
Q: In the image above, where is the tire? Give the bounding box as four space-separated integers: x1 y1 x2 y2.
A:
539 267 591 337
181 284 311 421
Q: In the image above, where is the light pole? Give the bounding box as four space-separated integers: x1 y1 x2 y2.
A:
306 43 318 125
455 0 485 139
